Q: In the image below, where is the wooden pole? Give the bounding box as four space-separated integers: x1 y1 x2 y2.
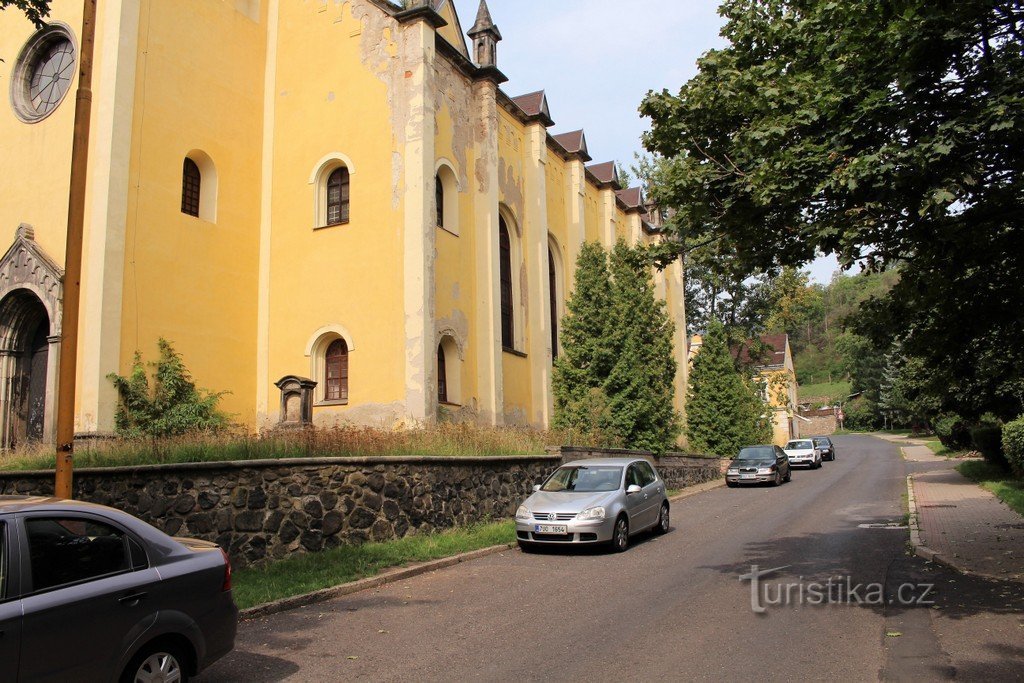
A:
54 0 98 500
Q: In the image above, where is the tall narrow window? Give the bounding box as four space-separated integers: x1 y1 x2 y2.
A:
326 167 350 226
548 249 558 359
435 173 444 228
181 158 201 217
499 217 514 349
325 339 349 401
437 343 448 403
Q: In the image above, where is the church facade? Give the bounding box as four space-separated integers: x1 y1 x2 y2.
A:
0 0 687 444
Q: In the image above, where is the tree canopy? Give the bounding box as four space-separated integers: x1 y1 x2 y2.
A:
1 0 50 27
642 0 1024 420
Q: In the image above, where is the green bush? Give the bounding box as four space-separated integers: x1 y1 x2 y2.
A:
1001 416 1024 477
843 396 881 431
933 413 972 451
970 414 1007 469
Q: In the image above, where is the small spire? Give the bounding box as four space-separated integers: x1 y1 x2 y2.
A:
468 0 501 67
469 0 497 36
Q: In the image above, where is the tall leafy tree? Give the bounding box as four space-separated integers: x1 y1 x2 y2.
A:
642 0 1024 420
604 241 680 452
687 320 771 456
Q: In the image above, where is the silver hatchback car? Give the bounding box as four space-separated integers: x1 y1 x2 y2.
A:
515 458 670 552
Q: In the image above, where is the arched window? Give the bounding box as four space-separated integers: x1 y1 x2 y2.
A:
326 167 350 226
437 343 448 403
325 339 349 402
499 216 514 349
435 173 444 229
548 249 558 359
181 158 201 217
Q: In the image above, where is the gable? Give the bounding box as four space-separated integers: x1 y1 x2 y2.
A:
433 0 469 58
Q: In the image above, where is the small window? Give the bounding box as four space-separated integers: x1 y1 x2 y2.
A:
437 343 448 403
181 158 201 217
625 465 642 489
499 217 514 349
325 339 349 402
639 462 657 486
435 173 444 228
326 167 350 226
26 517 132 592
548 249 558 359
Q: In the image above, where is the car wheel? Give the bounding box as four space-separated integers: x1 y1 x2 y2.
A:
122 642 190 683
654 503 670 534
612 516 629 552
726 481 738 488
517 540 537 553
772 471 782 486
783 468 792 483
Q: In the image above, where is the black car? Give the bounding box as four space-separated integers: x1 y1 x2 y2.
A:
726 445 793 487
813 436 837 461
0 496 237 682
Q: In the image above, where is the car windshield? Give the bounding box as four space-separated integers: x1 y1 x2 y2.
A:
787 440 813 449
542 466 623 493
738 446 775 460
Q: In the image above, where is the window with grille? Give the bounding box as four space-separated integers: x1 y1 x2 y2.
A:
548 249 558 359
181 158 201 217
326 167 350 226
437 344 448 403
436 174 444 228
499 217 514 349
325 339 349 401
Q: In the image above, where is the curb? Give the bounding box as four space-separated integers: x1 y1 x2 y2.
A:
905 474 1020 583
239 542 515 621
668 477 725 502
240 478 727 621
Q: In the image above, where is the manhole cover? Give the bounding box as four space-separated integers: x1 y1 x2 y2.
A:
920 504 958 508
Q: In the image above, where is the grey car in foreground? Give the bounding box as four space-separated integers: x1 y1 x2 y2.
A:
515 458 670 552
726 445 793 487
0 496 237 682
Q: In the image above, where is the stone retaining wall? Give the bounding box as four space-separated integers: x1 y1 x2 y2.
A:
0 456 560 567
557 446 723 489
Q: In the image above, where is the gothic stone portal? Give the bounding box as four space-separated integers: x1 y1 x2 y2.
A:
0 226 64 449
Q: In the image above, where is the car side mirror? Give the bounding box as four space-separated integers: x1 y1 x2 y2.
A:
626 484 642 494
533 484 542 492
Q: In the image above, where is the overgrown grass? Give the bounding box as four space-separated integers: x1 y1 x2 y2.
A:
957 461 1024 517
797 381 852 405
232 521 516 610
925 440 970 458
0 424 595 472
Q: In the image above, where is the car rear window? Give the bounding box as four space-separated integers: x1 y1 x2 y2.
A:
26 517 132 592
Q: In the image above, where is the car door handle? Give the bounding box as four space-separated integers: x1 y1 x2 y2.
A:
118 592 148 606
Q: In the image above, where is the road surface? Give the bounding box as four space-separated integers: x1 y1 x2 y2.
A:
201 435 1024 681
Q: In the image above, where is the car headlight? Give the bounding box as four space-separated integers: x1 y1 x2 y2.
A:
727 468 739 475
757 467 773 475
577 506 606 520
515 505 531 520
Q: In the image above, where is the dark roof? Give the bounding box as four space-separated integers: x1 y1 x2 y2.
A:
734 333 789 367
615 187 644 209
587 161 619 187
511 90 554 127
551 130 589 159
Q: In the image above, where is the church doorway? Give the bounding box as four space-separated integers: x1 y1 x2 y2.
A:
0 289 52 449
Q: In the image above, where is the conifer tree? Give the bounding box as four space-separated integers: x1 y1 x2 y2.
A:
553 242 615 437
687 320 770 456
604 240 680 453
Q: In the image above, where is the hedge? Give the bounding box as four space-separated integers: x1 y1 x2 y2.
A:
1002 416 1024 477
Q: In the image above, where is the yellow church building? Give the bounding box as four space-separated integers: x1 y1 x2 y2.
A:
0 0 688 446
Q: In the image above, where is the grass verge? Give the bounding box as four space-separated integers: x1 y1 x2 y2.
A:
925 440 970 458
232 520 516 610
957 461 1024 517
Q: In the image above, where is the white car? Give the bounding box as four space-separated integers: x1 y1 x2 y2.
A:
784 439 823 468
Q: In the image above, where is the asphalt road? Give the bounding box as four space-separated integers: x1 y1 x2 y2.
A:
201 435 1024 681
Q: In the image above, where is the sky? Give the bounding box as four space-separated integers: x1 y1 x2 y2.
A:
449 0 842 284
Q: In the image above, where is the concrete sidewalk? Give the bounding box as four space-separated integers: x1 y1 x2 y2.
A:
871 433 1024 581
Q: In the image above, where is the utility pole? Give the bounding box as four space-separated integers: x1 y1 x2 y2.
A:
55 0 98 499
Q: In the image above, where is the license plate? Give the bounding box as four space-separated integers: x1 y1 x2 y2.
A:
740 474 756 480
534 524 567 534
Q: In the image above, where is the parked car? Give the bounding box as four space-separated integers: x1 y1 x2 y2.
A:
0 496 237 682
725 445 792 487
813 436 836 461
784 439 823 468
515 458 669 553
